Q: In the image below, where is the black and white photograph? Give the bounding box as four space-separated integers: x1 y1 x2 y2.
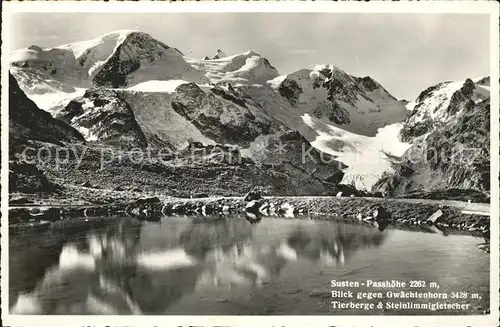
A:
2 2 499 326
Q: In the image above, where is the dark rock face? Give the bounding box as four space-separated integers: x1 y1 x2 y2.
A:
358 76 379 92
9 73 86 196
211 82 247 108
312 100 350 125
311 68 365 106
399 118 433 142
278 66 406 135
337 184 363 197
377 96 490 199
93 32 173 87
9 161 59 193
248 130 346 183
326 171 345 184
171 82 272 146
383 77 491 200
279 78 303 106
324 76 361 106
9 73 84 146
415 83 445 104
58 88 148 148
476 76 490 86
400 79 481 142
170 83 206 119
356 76 398 101
446 79 475 116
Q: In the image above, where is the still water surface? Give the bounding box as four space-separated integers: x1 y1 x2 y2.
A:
9 216 490 315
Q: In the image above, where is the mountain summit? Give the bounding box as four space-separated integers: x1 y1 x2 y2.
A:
9 29 487 198
10 30 208 89
212 49 228 59
376 77 491 198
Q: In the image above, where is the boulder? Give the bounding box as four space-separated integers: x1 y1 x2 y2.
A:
245 200 262 214
245 212 262 224
258 202 270 215
374 220 390 232
425 209 443 225
278 202 295 218
372 206 392 231
372 206 391 220
201 204 215 216
244 187 265 201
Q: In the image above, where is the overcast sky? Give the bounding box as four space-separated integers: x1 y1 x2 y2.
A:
9 13 490 100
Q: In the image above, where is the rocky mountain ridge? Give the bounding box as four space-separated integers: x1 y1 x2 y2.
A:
10 30 208 89
9 73 84 148
8 72 340 199
375 77 491 199
8 30 491 200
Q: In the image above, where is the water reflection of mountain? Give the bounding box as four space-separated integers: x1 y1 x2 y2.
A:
286 223 386 265
10 216 386 315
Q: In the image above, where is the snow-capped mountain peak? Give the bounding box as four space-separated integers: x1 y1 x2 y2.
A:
400 77 489 141
9 29 429 194
308 64 347 80
9 30 209 112
10 30 206 88
186 50 279 86
266 64 408 137
378 76 491 197
58 30 143 60
212 49 228 59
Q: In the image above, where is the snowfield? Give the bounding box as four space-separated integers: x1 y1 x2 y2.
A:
301 114 410 191
125 80 189 93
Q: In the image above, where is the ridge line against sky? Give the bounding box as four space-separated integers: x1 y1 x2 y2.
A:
9 12 490 100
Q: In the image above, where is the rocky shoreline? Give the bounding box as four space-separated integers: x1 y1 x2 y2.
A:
9 194 490 239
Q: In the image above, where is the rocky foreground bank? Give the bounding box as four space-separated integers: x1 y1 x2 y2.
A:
9 193 490 240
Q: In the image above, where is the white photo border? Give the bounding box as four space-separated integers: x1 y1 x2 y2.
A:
1 1 499 327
